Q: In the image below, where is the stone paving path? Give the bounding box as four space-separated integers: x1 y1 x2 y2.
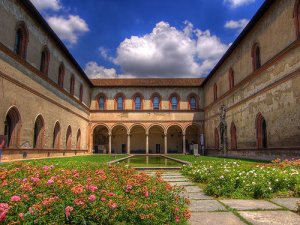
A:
145 171 300 225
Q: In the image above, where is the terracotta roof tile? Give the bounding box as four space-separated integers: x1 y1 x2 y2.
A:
91 78 205 87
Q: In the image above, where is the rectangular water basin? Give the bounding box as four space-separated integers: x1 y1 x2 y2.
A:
120 155 184 169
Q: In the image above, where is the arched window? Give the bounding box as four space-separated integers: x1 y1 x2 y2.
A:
187 93 198 110
40 46 50 75
70 75 75 95
117 97 123 110
256 113 268 149
169 93 180 110
79 84 83 102
190 97 196 110
58 63 65 88
151 93 161 110
132 93 144 110
135 97 141 110
99 96 105 110
114 93 125 110
53 122 61 149
294 0 300 37
66 126 72 150
4 107 21 148
153 97 160 109
96 93 107 110
214 83 218 101
214 128 219 149
229 68 235 90
252 43 261 71
33 115 45 149
76 129 81 150
171 97 178 110
230 122 237 150
15 22 28 59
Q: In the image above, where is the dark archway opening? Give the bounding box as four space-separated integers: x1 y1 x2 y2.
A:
93 126 109 153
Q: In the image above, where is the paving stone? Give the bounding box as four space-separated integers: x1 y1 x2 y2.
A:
163 178 189 182
183 186 202 193
189 212 246 225
180 191 213 200
169 181 194 186
270 198 300 211
220 200 282 210
188 192 214 200
162 173 182 175
162 174 183 177
189 200 226 212
239 211 300 225
162 177 187 180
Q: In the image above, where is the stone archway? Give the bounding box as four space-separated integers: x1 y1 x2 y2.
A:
53 122 61 149
167 125 183 153
33 115 45 149
66 126 72 150
112 125 127 154
185 124 201 154
148 125 165 154
130 125 146 154
93 125 109 154
4 107 21 148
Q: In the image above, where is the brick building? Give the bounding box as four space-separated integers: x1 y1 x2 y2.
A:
0 0 299 161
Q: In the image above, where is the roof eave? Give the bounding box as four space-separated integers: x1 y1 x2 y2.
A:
201 0 274 86
20 0 93 87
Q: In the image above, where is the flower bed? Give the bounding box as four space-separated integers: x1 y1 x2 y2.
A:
181 159 300 199
0 163 190 224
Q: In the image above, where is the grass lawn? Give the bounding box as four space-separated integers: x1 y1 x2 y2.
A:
168 154 267 164
1 154 127 170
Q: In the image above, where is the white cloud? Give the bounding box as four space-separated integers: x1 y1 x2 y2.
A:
113 21 229 77
224 0 255 8
30 0 61 11
84 61 117 79
47 15 89 44
225 19 249 32
99 47 114 62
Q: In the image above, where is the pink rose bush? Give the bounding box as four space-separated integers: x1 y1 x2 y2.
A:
0 163 190 224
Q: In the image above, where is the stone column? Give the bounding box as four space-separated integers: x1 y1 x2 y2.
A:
146 133 149 154
127 134 131 154
183 134 186 154
164 134 167 154
108 134 112 154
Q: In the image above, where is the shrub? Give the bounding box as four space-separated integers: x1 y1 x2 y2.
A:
182 159 300 199
0 164 190 224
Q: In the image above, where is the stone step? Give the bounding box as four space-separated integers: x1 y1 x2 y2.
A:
163 178 190 182
180 192 213 200
220 200 282 211
189 212 247 225
169 181 195 186
183 186 202 193
189 200 226 212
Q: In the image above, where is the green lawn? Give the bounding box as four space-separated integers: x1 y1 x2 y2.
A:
169 154 268 164
1 154 127 170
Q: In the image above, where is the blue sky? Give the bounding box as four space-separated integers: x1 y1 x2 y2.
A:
30 0 264 78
